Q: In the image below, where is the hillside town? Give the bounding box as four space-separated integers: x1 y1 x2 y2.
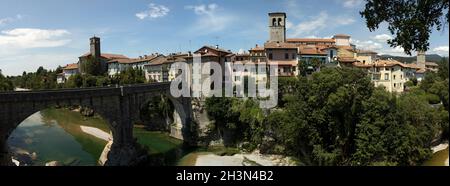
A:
57 12 439 93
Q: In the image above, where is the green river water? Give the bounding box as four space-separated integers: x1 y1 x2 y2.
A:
7 108 190 166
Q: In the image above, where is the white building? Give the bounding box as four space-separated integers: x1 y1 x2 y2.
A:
354 59 418 93
57 63 79 84
107 54 160 76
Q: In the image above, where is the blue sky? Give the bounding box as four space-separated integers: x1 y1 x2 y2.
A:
0 0 448 75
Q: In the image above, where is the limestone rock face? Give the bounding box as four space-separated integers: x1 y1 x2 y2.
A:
104 142 148 166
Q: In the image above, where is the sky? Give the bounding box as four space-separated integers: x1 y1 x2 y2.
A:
0 0 448 76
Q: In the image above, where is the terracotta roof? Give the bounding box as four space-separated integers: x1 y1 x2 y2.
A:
425 62 439 66
108 55 159 64
416 68 427 73
299 47 327 55
250 45 265 51
236 53 250 57
405 63 421 69
63 63 78 70
286 38 335 43
333 34 351 38
196 46 232 54
81 52 128 60
166 57 187 63
264 42 298 49
352 62 373 68
338 57 358 63
146 56 168 66
202 52 219 57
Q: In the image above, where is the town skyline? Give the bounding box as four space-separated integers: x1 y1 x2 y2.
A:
0 0 449 76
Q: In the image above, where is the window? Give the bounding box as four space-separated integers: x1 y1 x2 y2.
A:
330 50 334 57
384 73 389 80
401 75 403 79
292 53 296 59
269 53 273 60
285 53 289 59
272 18 277 26
394 83 396 87
393 75 396 80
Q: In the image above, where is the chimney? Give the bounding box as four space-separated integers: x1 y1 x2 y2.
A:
215 45 219 49
188 51 192 56
90 36 101 58
417 50 426 69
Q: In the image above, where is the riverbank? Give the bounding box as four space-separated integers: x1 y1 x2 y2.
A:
424 142 449 166
179 150 298 166
432 143 449 166
80 126 111 141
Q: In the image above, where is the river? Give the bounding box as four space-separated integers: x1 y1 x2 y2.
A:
7 108 448 166
7 108 190 166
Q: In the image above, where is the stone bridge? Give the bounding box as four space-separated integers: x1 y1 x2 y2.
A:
0 82 192 166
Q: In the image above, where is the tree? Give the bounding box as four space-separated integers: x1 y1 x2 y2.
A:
0 72 14 91
310 58 322 72
65 73 83 88
360 0 449 55
83 57 102 76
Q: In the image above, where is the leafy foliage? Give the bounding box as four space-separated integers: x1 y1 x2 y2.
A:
360 0 449 55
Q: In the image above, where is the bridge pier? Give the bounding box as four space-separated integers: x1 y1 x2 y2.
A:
0 83 193 166
0 138 13 166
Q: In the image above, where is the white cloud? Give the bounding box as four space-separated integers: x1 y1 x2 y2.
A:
0 14 23 26
185 4 234 34
0 53 78 76
373 34 393 42
185 4 218 15
351 39 384 51
0 28 71 49
432 46 449 56
288 11 355 37
136 3 170 20
340 0 363 8
0 28 73 75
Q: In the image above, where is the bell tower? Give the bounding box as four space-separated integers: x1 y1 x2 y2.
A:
268 12 286 43
90 36 101 58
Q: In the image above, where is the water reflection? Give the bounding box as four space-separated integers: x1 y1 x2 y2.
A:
8 109 111 166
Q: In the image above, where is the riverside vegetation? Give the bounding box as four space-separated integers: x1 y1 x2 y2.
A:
0 57 449 166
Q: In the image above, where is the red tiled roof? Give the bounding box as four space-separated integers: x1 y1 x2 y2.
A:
63 63 78 70
425 62 439 66
264 42 298 49
147 56 168 66
286 38 335 43
338 57 358 63
299 47 327 55
81 52 129 60
108 55 160 64
333 34 351 38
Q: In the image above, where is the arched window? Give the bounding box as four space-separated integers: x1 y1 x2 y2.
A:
278 18 282 26
272 18 277 26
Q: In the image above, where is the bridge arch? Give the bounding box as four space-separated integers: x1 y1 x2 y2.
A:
0 83 192 166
